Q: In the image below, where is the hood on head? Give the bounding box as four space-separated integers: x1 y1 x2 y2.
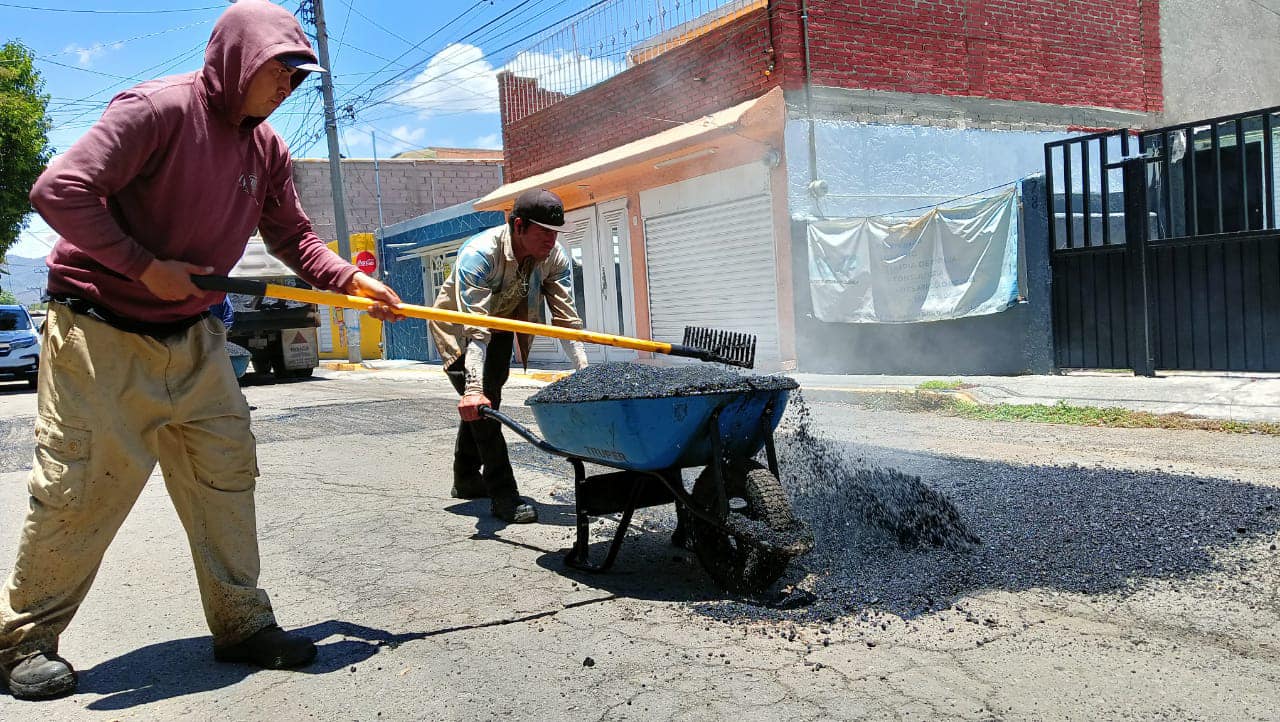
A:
201 0 318 127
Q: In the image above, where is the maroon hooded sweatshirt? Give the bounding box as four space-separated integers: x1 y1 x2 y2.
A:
29 0 355 324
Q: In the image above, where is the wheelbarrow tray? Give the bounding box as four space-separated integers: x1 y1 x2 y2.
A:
525 388 791 472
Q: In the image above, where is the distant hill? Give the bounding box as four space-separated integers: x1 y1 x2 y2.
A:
0 255 48 306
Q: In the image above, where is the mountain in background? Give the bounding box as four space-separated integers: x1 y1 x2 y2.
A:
0 255 48 306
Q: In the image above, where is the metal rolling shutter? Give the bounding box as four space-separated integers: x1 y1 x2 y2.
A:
643 193 780 366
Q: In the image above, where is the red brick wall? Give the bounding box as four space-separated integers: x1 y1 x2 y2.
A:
783 0 1162 113
499 5 780 181
500 0 1162 182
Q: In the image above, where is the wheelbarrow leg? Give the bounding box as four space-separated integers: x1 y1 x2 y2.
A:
565 463 646 573
567 460 591 566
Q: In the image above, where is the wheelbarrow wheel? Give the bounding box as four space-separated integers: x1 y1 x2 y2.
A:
685 460 803 594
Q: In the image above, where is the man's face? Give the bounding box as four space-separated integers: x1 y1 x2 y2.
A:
243 59 298 118
512 218 560 260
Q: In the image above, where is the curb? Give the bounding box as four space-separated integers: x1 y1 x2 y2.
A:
318 361 563 385
319 361 367 371
802 385 982 405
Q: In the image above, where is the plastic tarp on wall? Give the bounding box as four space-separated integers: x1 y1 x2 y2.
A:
807 189 1020 324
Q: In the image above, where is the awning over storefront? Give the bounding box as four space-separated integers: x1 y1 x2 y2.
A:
475 86 784 212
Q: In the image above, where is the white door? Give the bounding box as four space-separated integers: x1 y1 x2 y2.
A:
527 211 594 365
421 243 462 363
528 200 638 365
641 163 781 367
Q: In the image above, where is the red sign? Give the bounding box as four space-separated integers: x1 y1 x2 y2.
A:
355 250 377 275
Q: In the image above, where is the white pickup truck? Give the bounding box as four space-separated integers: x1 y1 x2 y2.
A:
226 238 320 380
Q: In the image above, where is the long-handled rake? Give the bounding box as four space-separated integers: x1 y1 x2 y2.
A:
193 275 758 368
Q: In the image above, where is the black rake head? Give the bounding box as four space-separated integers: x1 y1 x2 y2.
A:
681 326 757 369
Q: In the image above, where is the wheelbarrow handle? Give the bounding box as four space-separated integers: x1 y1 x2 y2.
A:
477 406 568 458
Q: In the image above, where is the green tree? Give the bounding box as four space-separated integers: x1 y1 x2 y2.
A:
0 41 52 259
0 289 18 304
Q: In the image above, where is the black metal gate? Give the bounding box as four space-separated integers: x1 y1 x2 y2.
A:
1045 106 1280 374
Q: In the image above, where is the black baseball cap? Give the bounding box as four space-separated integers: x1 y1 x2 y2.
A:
512 188 568 232
278 54 327 73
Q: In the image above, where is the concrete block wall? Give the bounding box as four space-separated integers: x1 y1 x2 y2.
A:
292 158 504 243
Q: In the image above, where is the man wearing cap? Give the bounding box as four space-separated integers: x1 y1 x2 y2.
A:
1 0 404 701
430 189 590 524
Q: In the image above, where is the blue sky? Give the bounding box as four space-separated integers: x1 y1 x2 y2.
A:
3 0 645 258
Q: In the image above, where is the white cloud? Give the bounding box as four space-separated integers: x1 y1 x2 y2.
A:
472 133 502 149
394 44 500 118
62 42 123 68
392 43 626 118
388 125 427 146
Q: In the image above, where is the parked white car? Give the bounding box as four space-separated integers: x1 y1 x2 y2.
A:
0 304 40 389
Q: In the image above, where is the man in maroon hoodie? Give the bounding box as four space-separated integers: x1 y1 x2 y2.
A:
0 0 403 701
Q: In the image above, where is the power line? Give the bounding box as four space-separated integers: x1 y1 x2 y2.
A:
1246 0 1280 20
355 0 605 115
333 0 491 108
35 18 213 60
331 0 417 50
0 1 221 13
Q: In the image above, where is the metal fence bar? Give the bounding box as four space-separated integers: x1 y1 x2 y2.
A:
1187 127 1200 235
502 0 759 105
1100 136 1111 246
1213 124 1224 234
1082 140 1092 247
1045 143 1057 250
1238 120 1250 231
1162 132 1173 239
1264 112 1275 229
1064 142 1075 249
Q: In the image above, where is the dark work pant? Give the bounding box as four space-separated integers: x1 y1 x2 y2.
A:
445 332 516 498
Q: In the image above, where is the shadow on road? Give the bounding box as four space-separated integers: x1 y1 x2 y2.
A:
80 611 617 710
444 499 579 530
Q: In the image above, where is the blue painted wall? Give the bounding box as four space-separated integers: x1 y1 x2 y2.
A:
377 209 505 361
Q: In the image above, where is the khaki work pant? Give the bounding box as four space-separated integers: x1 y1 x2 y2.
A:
0 304 275 666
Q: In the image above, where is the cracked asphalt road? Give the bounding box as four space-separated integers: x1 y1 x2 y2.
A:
0 369 1277 720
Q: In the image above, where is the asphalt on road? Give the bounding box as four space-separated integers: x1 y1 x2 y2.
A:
0 369 1277 720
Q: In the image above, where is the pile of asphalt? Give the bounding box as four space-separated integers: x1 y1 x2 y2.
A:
527 362 798 404
696 392 1280 624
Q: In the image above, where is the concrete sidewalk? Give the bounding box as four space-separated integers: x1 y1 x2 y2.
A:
328 360 1280 423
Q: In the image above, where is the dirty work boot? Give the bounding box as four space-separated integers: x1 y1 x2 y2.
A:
451 472 488 499
213 625 316 669
491 494 538 524
1 652 77 700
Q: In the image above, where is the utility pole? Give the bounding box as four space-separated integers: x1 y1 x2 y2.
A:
308 0 361 362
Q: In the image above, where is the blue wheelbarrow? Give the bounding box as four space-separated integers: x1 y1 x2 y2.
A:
482 385 813 593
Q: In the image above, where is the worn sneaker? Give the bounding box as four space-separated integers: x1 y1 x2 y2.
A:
491 495 538 524
213 625 317 669
450 473 488 499
1 652 76 700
